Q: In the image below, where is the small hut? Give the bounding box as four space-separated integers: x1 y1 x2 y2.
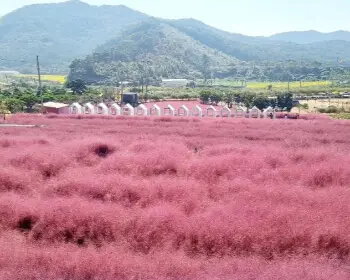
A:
109 103 121 115
136 104 148 116
206 105 217 117
150 104 161 116
234 106 246 118
84 103 95 114
220 106 232 118
123 103 135 116
192 105 203 118
97 103 109 115
42 102 70 114
263 107 276 119
166 104 176 116
178 105 190 116
249 106 262 118
70 103 83 114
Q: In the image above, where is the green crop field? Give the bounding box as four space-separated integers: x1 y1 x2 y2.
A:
209 80 331 89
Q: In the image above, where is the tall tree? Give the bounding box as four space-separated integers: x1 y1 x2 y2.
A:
277 92 294 111
4 98 25 113
66 79 87 95
19 94 39 112
201 54 211 83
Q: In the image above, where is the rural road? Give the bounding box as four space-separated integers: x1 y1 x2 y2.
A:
0 124 46 128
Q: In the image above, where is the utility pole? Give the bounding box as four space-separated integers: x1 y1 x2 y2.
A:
121 81 124 107
36 55 43 106
116 69 124 106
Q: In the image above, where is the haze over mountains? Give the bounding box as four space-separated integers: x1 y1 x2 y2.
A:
269 30 350 44
0 0 350 79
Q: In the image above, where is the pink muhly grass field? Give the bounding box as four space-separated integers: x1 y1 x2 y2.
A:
0 114 350 279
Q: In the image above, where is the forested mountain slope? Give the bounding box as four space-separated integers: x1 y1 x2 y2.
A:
69 18 350 83
68 19 237 83
170 19 350 63
0 0 148 73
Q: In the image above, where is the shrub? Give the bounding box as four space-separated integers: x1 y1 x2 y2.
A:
318 106 341 114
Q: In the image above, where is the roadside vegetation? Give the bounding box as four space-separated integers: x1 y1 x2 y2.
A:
0 75 350 117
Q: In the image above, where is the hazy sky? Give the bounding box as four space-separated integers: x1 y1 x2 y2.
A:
2 0 350 36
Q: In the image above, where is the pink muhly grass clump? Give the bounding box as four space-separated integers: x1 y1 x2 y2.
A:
0 114 349 279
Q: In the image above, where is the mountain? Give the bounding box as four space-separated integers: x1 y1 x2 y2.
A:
69 18 350 84
170 20 350 63
68 19 238 84
270 30 350 44
0 0 148 73
1 0 350 79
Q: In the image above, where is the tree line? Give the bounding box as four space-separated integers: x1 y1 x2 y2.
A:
199 90 295 111
0 79 112 113
0 77 299 115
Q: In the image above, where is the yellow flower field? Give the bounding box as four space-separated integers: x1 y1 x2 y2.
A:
247 81 331 89
17 74 66 84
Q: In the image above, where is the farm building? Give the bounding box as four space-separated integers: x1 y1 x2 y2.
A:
122 92 139 106
42 102 70 114
162 79 189 88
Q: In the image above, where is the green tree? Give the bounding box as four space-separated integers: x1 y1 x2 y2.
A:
222 92 235 108
79 88 101 104
55 94 78 104
51 87 69 96
210 92 222 106
100 87 116 102
42 93 56 103
199 90 211 104
0 101 8 113
200 54 211 83
4 98 25 113
0 90 12 98
0 102 8 121
19 94 39 112
252 95 272 110
277 92 294 112
241 93 255 109
66 79 87 95
129 87 142 93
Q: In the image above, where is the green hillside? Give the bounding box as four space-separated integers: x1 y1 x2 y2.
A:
68 19 238 84
68 19 350 84
170 19 350 64
0 0 148 73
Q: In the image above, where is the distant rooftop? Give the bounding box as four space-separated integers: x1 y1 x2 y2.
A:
122 92 138 95
162 79 188 82
43 102 69 109
0 71 20 75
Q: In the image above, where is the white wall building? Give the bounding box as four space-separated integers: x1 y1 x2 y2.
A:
161 79 188 88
